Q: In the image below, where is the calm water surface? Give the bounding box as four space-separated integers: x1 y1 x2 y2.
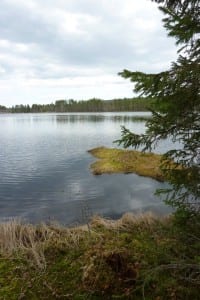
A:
0 112 171 224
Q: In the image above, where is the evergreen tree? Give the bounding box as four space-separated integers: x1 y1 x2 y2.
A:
117 0 200 215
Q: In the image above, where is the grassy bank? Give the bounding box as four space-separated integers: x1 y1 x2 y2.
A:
0 214 199 299
88 147 164 181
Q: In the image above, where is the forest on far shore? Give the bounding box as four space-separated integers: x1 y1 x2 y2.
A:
0 97 152 113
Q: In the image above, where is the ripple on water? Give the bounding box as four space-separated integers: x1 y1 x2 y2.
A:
0 112 172 224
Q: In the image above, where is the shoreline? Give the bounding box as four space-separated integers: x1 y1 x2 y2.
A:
0 212 199 299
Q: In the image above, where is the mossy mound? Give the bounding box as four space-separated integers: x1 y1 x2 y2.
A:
88 147 164 181
0 214 199 299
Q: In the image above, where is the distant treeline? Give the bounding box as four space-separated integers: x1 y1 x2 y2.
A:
0 105 7 113
1 97 153 113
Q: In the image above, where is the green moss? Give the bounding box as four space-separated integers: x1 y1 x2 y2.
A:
0 215 199 299
88 147 164 181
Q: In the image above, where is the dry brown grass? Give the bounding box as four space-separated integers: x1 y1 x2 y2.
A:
0 212 199 299
0 219 48 268
0 219 87 268
90 212 164 231
0 213 170 270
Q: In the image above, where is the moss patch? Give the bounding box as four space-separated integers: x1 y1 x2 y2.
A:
0 214 199 299
88 147 164 181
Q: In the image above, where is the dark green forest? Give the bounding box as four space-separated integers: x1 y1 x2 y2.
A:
0 105 7 113
1 97 152 113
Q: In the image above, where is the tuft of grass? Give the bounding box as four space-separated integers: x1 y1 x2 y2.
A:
88 147 164 181
0 214 199 299
0 219 89 269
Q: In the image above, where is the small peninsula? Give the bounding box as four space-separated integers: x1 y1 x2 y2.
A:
88 147 164 182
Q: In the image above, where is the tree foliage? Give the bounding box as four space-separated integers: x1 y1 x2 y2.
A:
117 0 200 215
9 97 151 113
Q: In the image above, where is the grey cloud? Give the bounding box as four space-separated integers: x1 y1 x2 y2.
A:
0 0 177 82
0 2 56 44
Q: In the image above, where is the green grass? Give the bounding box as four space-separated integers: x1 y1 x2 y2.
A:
0 214 199 299
88 147 164 181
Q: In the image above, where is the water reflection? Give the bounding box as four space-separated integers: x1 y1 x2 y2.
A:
0 112 171 224
1 112 151 124
55 114 151 123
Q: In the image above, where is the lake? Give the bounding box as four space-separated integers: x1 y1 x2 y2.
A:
0 112 171 225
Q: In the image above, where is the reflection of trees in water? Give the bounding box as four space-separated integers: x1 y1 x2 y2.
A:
55 114 151 123
8 114 150 125
56 115 104 123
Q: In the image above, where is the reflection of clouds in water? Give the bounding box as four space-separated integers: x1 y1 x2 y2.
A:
0 112 172 224
67 180 86 201
128 198 144 210
131 181 154 192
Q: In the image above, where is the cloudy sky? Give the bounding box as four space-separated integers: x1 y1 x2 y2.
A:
0 0 178 107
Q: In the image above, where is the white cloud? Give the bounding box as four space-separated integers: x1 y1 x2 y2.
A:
0 0 177 106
